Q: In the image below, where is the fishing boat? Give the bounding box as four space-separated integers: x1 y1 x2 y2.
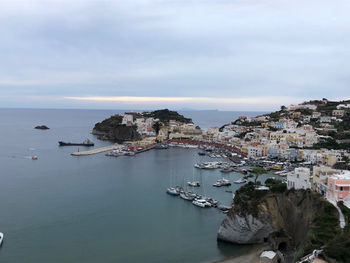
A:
234 178 248 184
58 139 94 147
192 199 211 208
0 232 3 246
166 187 179 196
187 181 200 187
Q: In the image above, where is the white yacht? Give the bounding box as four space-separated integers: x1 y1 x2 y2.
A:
192 199 211 208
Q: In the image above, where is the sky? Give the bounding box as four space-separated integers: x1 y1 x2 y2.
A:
0 0 349 111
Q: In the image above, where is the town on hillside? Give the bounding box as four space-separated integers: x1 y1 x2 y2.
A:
93 101 350 209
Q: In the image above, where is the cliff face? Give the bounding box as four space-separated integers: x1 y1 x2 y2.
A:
217 189 324 249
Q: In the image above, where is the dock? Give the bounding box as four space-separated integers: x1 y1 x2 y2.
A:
71 144 122 156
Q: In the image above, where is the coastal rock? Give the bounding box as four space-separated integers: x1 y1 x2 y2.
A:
217 188 324 250
35 125 49 130
218 212 275 244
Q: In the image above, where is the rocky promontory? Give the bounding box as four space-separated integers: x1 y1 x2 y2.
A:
217 181 341 262
92 109 193 142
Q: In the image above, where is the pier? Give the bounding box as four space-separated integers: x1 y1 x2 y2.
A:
71 144 122 156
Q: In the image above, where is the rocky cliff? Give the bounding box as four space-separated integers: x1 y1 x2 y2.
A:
217 186 332 252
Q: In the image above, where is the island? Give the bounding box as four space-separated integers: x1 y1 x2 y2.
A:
34 125 50 130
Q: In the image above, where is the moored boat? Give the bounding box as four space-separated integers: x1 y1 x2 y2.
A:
234 178 248 184
0 232 3 246
187 181 200 187
213 178 231 187
154 143 168 149
180 192 196 201
192 199 211 208
166 187 179 196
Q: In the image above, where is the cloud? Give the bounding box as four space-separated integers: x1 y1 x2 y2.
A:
0 0 349 109
63 95 306 110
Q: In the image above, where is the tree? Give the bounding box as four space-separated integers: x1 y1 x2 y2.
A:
280 105 287 111
251 167 267 184
152 121 163 136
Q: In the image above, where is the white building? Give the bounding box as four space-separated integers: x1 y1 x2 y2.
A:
247 146 264 158
337 104 350 109
287 167 311 190
122 114 134 125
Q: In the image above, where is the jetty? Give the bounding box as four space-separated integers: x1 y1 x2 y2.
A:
71 144 122 156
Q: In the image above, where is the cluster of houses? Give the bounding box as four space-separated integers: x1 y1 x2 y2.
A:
286 166 350 208
204 100 349 162
121 113 202 139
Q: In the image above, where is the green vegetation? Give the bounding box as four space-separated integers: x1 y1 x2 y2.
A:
143 109 192 124
323 203 350 263
152 121 163 135
233 182 269 216
311 138 350 150
264 178 287 193
303 200 340 257
252 167 267 174
93 114 123 133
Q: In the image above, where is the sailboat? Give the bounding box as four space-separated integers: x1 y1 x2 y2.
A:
166 155 179 196
187 166 200 187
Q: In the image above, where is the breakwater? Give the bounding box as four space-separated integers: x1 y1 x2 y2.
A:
71 144 122 156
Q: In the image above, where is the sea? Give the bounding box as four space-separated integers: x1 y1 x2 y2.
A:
0 109 268 263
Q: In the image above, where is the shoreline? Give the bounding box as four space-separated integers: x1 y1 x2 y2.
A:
214 244 271 263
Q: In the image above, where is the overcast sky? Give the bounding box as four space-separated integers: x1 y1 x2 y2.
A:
0 0 349 110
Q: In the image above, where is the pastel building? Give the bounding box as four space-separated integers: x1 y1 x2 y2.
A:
327 171 350 202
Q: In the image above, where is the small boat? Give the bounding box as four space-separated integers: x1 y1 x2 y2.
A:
198 152 206 156
59 139 94 147
187 181 200 187
166 187 179 196
0 232 3 246
192 199 211 208
234 178 248 184
180 192 196 201
213 178 231 187
31 156 38 160
206 198 218 207
217 205 231 212
154 143 168 149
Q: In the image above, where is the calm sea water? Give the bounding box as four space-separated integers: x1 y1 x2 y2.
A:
0 109 265 263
